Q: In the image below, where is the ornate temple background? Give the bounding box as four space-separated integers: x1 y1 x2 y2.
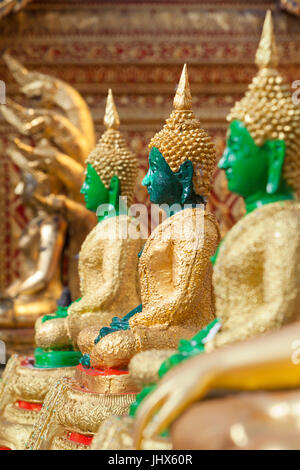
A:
0 0 300 290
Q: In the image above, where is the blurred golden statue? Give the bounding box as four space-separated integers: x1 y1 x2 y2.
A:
0 54 96 339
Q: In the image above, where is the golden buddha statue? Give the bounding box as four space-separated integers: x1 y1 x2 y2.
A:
208 9 300 350
0 149 66 331
0 88 142 451
0 55 96 342
78 64 219 369
89 10 300 451
26 65 220 450
34 88 142 352
122 10 300 449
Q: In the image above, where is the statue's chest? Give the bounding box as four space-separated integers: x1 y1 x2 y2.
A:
79 229 104 270
214 222 265 292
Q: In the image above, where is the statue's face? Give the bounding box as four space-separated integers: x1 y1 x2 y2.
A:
142 147 182 205
80 163 109 212
219 120 270 199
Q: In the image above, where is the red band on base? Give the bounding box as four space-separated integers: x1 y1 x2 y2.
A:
76 363 129 376
67 432 93 446
17 400 43 412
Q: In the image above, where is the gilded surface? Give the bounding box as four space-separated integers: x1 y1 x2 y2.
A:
87 208 219 368
129 350 176 388
208 201 300 350
207 12 300 349
28 68 220 448
75 366 139 395
87 89 137 205
68 215 143 347
27 377 137 450
4 2 295 292
81 67 220 373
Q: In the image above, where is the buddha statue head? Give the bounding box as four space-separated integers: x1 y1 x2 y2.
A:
81 89 137 215
143 64 216 208
219 10 300 212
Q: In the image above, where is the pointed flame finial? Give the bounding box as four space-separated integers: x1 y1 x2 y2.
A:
255 10 278 69
104 89 120 130
173 64 192 111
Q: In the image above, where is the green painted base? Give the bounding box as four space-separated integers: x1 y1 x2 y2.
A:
34 348 82 369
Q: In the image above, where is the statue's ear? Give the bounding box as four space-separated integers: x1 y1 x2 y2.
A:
176 160 194 204
108 175 121 207
265 140 286 194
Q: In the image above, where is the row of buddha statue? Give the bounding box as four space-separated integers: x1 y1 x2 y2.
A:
0 9 300 450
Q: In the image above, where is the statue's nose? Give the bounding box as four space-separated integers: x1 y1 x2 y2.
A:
142 171 150 187
218 147 230 169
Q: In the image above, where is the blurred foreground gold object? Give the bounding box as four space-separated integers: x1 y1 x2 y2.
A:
171 389 300 450
134 322 300 448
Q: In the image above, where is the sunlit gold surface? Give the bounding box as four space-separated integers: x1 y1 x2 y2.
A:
26 91 143 449
131 14 300 448
129 350 176 388
0 56 97 449
74 367 139 395
27 68 219 450
0 161 66 328
207 12 300 350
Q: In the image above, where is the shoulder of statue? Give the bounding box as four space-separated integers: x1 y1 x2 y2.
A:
203 210 221 241
216 200 300 261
